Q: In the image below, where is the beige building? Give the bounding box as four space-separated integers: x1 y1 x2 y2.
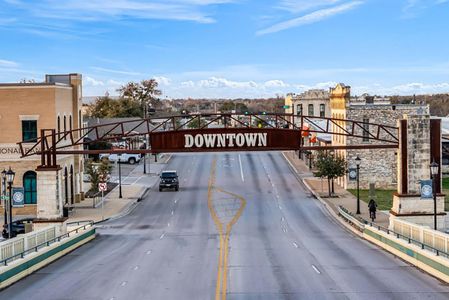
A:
0 74 84 219
330 83 428 190
285 89 330 119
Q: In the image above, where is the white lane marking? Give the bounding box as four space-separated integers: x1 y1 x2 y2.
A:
282 227 287 233
312 265 321 274
171 210 174 215
174 199 178 204
293 242 299 248
167 223 170 227
281 217 285 222
160 233 165 239
121 281 127 286
146 250 152 255
133 266 139 270
238 154 245 182
278 205 282 210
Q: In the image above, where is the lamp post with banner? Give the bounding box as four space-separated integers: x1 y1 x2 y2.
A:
430 161 439 230
355 156 361 215
6 167 15 239
1 169 7 232
118 154 123 199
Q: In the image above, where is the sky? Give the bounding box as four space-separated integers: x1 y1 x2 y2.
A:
1 0 449 99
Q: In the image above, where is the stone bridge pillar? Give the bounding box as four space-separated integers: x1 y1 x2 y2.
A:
34 167 67 234
390 114 445 229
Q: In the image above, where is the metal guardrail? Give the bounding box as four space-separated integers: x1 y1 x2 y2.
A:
337 205 449 258
365 221 449 258
337 206 366 231
0 221 94 267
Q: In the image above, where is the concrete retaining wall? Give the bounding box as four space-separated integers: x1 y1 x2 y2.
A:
0 227 96 289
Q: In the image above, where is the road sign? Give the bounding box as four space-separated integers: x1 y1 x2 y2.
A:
283 105 290 109
98 182 107 192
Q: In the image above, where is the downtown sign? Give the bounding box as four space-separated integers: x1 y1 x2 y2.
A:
150 128 301 153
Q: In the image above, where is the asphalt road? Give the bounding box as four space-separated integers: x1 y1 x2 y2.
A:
1 152 448 299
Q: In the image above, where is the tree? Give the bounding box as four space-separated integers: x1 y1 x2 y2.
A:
187 117 207 129
314 151 347 197
87 96 143 118
85 158 112 193
117 79 162 113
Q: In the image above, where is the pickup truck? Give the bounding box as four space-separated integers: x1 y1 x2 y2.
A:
99 153 141 165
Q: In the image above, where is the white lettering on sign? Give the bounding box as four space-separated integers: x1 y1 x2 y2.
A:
184 133 268 149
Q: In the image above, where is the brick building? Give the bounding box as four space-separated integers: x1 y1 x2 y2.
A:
0 74 84 219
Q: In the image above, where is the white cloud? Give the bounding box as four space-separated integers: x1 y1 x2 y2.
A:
181 80 195 87
0 59 19 68
402 0 448 17
6 0 236 24
278 0 342 13
257 1 364 35
264 79 289 87
154 76 171 86
84 76 104 86
90 66 143 76
198 77 258 88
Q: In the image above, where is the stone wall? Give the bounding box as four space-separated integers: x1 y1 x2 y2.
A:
344 104 428 190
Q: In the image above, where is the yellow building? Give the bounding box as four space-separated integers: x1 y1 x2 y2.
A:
0 74 84 219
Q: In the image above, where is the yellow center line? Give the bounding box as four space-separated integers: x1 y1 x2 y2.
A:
207 158 246 300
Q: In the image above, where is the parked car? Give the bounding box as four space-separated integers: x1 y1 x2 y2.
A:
99 153 141 165
2 218 34 238
159 170 179 191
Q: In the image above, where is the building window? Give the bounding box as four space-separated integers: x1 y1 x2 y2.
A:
79 110 82 129
320 104 325 117
23 171 37 204
69 115 72 131
296 104 303 116
22 120 37 142
308 104 314 116
363 118 370 142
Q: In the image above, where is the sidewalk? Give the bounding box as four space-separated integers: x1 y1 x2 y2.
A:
69 154 171 224
283 151 390 228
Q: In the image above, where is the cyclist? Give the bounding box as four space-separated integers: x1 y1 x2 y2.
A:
368 199 377 222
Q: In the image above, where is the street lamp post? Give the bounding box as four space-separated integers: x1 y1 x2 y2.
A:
355 156 361 215
1 169 7 232
6 167 15 239
118 154 123 199
430 161 439 230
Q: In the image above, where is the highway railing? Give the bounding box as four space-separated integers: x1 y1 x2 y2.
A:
337 205 449 258
0 226 56 263
337 205 366 231
0 221 94 266
367 220 449 258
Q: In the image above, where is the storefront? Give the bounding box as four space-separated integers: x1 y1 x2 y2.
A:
0 74 84 219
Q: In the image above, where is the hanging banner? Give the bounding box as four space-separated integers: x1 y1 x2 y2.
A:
12 187 25 207
420 180 433 199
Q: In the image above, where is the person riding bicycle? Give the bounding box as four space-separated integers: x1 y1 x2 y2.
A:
368 199 377 221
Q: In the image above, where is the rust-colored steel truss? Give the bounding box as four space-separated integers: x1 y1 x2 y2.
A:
17 113 399 169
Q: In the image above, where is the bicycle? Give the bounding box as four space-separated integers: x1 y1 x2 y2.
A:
369 211 376 222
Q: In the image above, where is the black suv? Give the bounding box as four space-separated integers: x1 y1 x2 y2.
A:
159 170 179 191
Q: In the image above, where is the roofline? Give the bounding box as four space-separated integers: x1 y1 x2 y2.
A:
0 82 71 87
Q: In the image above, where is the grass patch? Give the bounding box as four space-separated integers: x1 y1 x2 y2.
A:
444 177 449 211
443 177 449 190
347 189 395 211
